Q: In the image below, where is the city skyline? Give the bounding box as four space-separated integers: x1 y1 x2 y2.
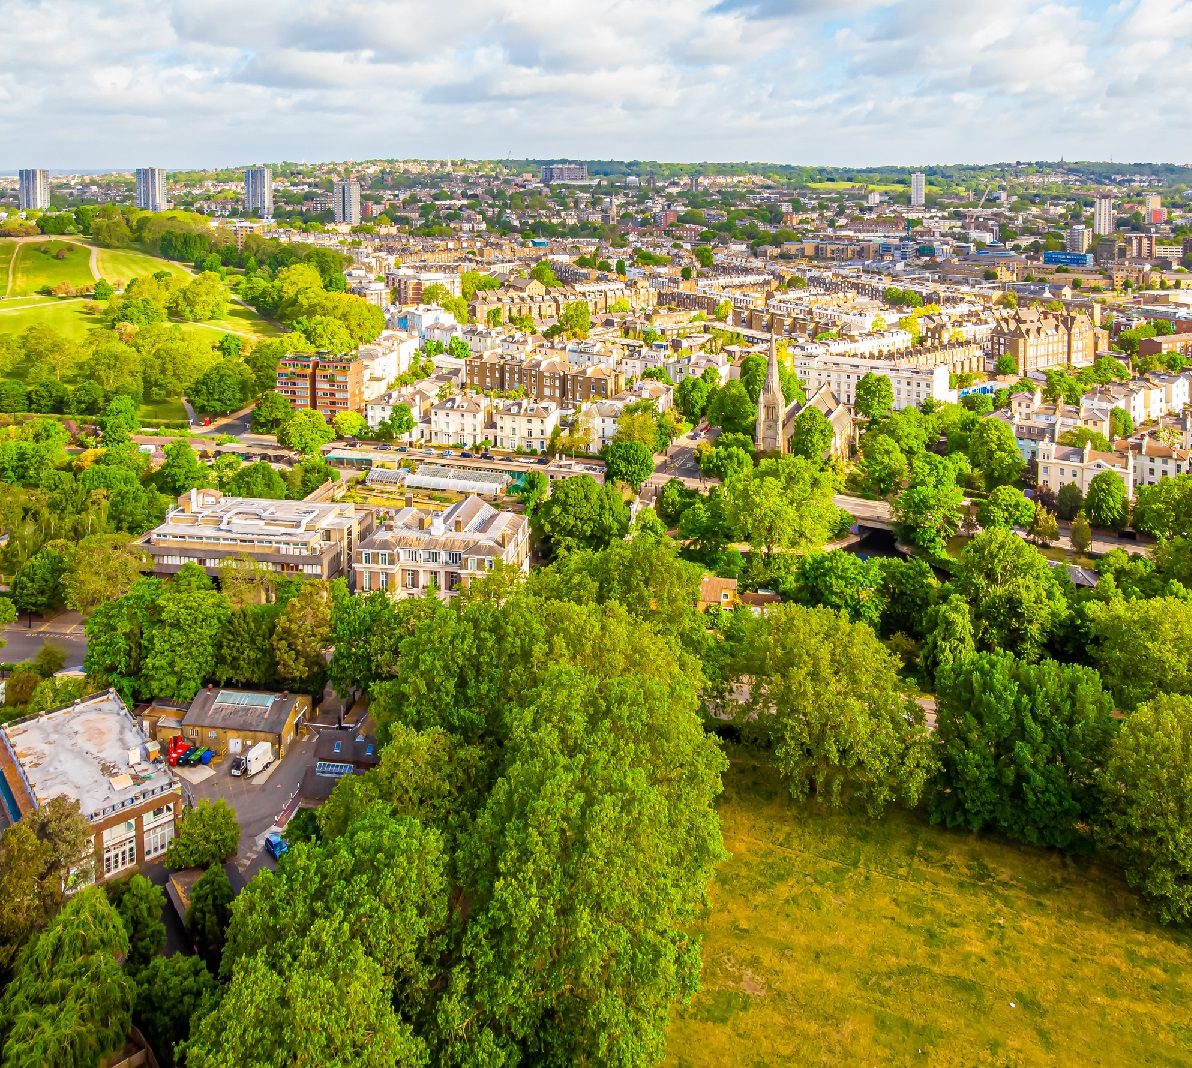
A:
2 0 1192 169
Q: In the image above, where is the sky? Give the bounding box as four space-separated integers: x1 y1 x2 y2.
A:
2 0 1192 170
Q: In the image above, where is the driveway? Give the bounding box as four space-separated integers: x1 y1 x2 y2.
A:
182 732 317 882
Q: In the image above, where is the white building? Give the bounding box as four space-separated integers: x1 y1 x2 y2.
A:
583 400 625 453
910 172 926 208
1093 196 1115 237
1065 225 1091 254
1121 437 1192 488
402 305 457 338
244 167 273 217
135 168 168 212
1037 440 1133 499
494 400 560 451
430 395 492 445
18 169 49 211
789 346 957 411
334 180 361 226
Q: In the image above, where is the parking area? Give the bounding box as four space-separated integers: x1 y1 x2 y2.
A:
179 731 317 882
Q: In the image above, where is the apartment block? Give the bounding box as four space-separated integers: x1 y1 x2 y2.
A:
541 163 588 182
0 691 182 883
276 351 364 420
910 172 926 208
334 180 361 226
18 168 49 211
1093 196 1115 236
989 308 1105 374
789 347 957 411
464 353 623 403
244 166 273 217
355 495 530 598
135 167 168 212
430 395 492 445
139 488 373 580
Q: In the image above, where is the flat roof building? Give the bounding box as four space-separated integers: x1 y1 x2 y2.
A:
18 169 49 211
334 179 361 226
181 686 309 758
0 690 182 882
244 166 273 218
139 488 373 580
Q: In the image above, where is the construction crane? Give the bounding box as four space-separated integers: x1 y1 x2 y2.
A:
976 183 997 210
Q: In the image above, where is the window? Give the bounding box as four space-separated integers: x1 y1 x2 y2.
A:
144 823 173 859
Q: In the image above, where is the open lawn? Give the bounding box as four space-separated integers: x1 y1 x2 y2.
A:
7 239 95 296
0 298 100 342
0 241 16 293
137 398 189 423
665 749 1192 1068
94 245 193 289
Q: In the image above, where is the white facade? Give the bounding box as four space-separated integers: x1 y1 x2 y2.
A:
430 395 492 445
494 401 560 451
1037 441 1134 499
334 180 361 226
244 167 273 217
403 305 457 338
18 169 49 211
584 400 625 453
135 168 168 212
790 347 957 411
1093 196 1115 237
910 172 926 208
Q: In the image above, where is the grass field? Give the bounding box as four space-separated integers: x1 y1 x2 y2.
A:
0 298 99 341
137 398 189 423
6 239 95 296
95 246 192 289
665 749 1192 1068
0 241 16 292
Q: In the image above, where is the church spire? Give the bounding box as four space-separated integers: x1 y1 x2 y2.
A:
755 335 786 454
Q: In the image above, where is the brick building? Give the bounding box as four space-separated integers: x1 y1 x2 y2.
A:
276 350 365 420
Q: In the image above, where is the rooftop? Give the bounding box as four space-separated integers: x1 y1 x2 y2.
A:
184 688 303 735
1 690 178 822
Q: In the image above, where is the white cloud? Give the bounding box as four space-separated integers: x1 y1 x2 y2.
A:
0 0 1189 168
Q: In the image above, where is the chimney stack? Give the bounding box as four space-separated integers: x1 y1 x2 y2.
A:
405 493 413 508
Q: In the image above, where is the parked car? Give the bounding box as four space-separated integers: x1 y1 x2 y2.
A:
397 445 408 452
264 833 288 860
536 457 550 465
443 450 455 457
461 450 474 458
377 443 392 451
480 451 493 459
229 755 247 777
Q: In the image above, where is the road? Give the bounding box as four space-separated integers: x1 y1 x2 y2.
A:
1 611 87 667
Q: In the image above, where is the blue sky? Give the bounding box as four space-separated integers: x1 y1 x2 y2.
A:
2 0 1190 169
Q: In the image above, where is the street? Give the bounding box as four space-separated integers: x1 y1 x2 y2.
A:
0 611 87 667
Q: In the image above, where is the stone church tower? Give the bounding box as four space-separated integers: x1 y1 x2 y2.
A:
755 336 785 453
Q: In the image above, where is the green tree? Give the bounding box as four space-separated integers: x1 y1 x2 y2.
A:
674 373 713 422
0 888 134 1068
332 410 368 438
532 474 630 557
104 873 165 974
0 823 53 976
1110 406 1134 439
699 444 752 483
187 358 256 415
157 439 210 496
133 955 217 1068
1132 475 1192 537
995 353 1019 376
740 604 934 815
920 594 976 685
169 272 228 321
271 580 333 686
695 246 714 268
1090 595 1192 710
1055 480 1084 520
789 404 833 462
1085 471 1129 529
705 379 756 437
854 372 894 420
559 300 591 339
224 461 287 499
277 407 333 456
214 606 276 687
186 864 235 974
893 453 966 556
603 439 654 489
383 403 415 439
951 529 1068 661
861 436 908 496
725 454 839 554
10 546 69 616
977 484 1035 529
1030 505 1060 546
1070 513 1092 553
738 353 767 404
967 417 1025 488
186 925 426 1068
166 800 241 870
250 390 293 433
933 652 1116 849
1058 426 1112 451
1098 694 1192 923
100 395 139 445
529 260 559 287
